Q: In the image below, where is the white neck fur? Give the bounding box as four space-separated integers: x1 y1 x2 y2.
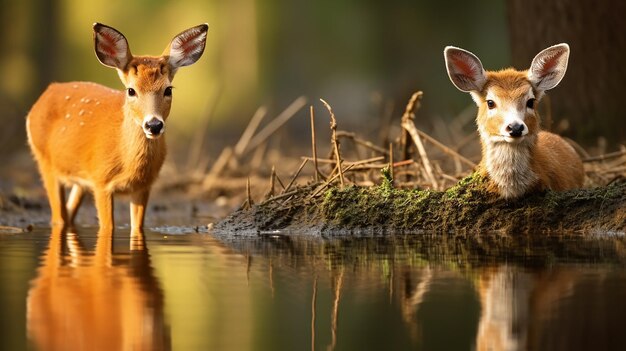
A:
483 137 538 199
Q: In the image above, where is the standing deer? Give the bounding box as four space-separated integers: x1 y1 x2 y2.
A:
444 44 584 199
27 23 208 231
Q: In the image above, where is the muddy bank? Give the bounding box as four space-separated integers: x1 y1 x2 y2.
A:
214 173 626 236
0 191 224 231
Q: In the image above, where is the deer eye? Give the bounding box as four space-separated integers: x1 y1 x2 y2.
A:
164 86 173 97
127 88 136 97
526 98 536 109
486 100 496 109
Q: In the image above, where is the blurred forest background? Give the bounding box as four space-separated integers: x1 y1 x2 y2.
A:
0 0 624 171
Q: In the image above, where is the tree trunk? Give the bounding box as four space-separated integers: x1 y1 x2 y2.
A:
507 0 626 146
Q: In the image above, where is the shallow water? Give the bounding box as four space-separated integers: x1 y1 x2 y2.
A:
1 228 625 351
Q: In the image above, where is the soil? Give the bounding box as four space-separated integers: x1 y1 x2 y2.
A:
214 172 626 236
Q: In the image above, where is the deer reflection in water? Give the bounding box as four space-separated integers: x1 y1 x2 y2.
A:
26 227 170 351
389 262 625 351
474 264 626 351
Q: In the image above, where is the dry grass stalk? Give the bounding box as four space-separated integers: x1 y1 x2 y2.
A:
301 156 384 165
249 142 268 171
263 185 314 204
389 142 394 184
265 165 277 200
312 275 318 351
583 149 626 163
201 146 234 191
394 159 415 168
320 98 344 187
328 268 344 351
234 106 268 156
309 164 355 199
245 96 307 154
242 176 254 210
283 158 309 194
351 156 385 166
186 87 222 174
400 91 424 161
565 137 591 159
310 106 320 182
414 128 477 168
402 118 438 189
336 131 389 155
275 172 286 191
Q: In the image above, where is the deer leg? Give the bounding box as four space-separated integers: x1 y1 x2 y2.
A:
40 166 67 227
130 189 150 233
66 184 85 226
94 189 114 233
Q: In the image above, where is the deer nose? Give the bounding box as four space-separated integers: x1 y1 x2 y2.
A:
144 118 164 135
506 122 525 137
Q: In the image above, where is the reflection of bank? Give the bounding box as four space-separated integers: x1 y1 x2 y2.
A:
26 227 170 351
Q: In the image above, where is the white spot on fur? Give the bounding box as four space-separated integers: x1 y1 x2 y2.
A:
65 113 71 119
79 121 85 126
64 95 71 100
79 110 85 116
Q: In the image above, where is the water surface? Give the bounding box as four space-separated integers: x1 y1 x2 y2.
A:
1 227 625 350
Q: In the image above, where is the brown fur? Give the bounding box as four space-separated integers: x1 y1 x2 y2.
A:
26 24 207 231
475 69 584 198
27 76 167 230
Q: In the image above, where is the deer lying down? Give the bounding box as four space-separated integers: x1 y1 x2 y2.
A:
444 44 584 199
27 23 208 231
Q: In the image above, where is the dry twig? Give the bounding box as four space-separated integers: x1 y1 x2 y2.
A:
402 119 438 189
400 91 423 161
201 147 234 191
234 106 268 156
310 106 320 182
336 131 389 155
414 129 477 168
283 159 309 194
320 98 344 187
245 96 307 154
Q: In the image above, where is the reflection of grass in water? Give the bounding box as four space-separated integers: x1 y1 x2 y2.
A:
221 232 626 274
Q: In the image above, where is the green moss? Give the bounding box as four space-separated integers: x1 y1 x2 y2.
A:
218 172 626 234
444 172 490 203
380 166 393 190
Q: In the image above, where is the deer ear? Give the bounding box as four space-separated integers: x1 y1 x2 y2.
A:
93 23 132 70
528 43 569 92
444 46 487 92
166 23 208 72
